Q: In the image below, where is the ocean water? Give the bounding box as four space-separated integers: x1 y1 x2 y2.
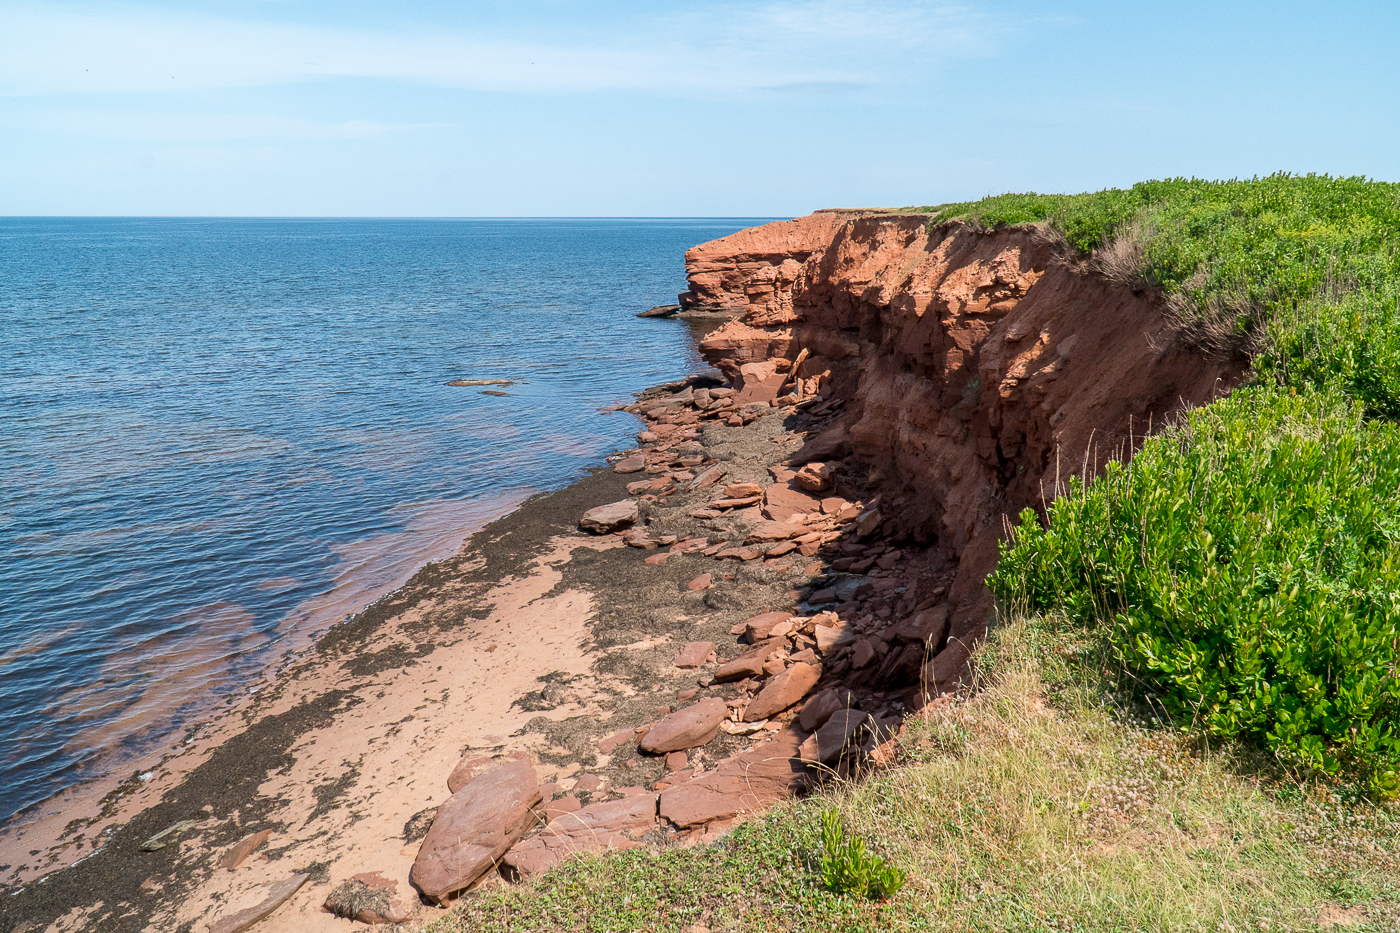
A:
0 216 766 824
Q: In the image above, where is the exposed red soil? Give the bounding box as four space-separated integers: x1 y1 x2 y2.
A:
694 211 1245 653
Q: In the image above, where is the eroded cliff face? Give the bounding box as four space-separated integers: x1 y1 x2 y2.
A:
692 212 1244 648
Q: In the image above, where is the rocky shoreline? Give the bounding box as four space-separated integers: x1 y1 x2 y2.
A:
0 339 934 933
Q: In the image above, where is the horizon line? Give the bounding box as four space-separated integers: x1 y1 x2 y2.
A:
0 214 797 221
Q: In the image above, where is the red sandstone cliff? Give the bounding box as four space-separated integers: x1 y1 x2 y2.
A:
691 212 1243 651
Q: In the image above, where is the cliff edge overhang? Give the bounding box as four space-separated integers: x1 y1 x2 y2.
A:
689 212 1244 647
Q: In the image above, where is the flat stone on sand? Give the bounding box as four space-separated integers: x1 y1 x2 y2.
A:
218 829 273 870
579 499 640 534
410 757 541 903
673 641 715 669
208 873 309 933
613 456 646 474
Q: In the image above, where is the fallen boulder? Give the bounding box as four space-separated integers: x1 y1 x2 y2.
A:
743 662 820 721
673 641 715 669
410 757 541 903
798 709 871 764
639 699 728 754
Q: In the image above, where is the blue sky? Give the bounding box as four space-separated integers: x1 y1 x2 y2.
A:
1 0 1397 216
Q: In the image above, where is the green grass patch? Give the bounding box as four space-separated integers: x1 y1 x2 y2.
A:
429 620 1400 932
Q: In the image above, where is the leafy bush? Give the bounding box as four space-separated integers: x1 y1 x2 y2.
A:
1257 283 1400 419
991 388 1400 793
817 808 906 900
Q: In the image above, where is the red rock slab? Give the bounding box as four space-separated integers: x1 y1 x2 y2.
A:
324 871 414 925
208 873 309 933
766 540 798 557
447 749 533 795
503 795 658 878
639 698 728 754
740 611 795 642
644 552 671 566
812 616 851 652
798 687 852 731
673 641 715 669
658 727 808 829
712 638 784 683
798 710 870 764
410 757 541 903
795 462 834 492
541 796 582 821
747 519 806 542
763 484 824 523
626 480 652 495
820 496 851 515
688 465 727 490
613 456 646 474
734 360 788 404
596 727 635 755
686 573 712 591
743 662 820 721
723 482 765 498
710 495 762 509
579 499 640 533
218 829 272 870
886 605 950 646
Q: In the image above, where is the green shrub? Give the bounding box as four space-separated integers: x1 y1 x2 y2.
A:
991 387 1400 794
817 808 906 900
1258 283 1400 418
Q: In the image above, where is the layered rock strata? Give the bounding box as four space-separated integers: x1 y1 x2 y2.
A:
690 213 1243 650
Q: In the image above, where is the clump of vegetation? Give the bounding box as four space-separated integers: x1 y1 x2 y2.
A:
993 388 1400 793
816 807 905 900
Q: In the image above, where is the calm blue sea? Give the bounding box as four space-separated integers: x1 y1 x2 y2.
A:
0 217 766 824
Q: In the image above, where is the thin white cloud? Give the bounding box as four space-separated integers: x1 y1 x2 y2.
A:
0 108 435 142
0 1 998 97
